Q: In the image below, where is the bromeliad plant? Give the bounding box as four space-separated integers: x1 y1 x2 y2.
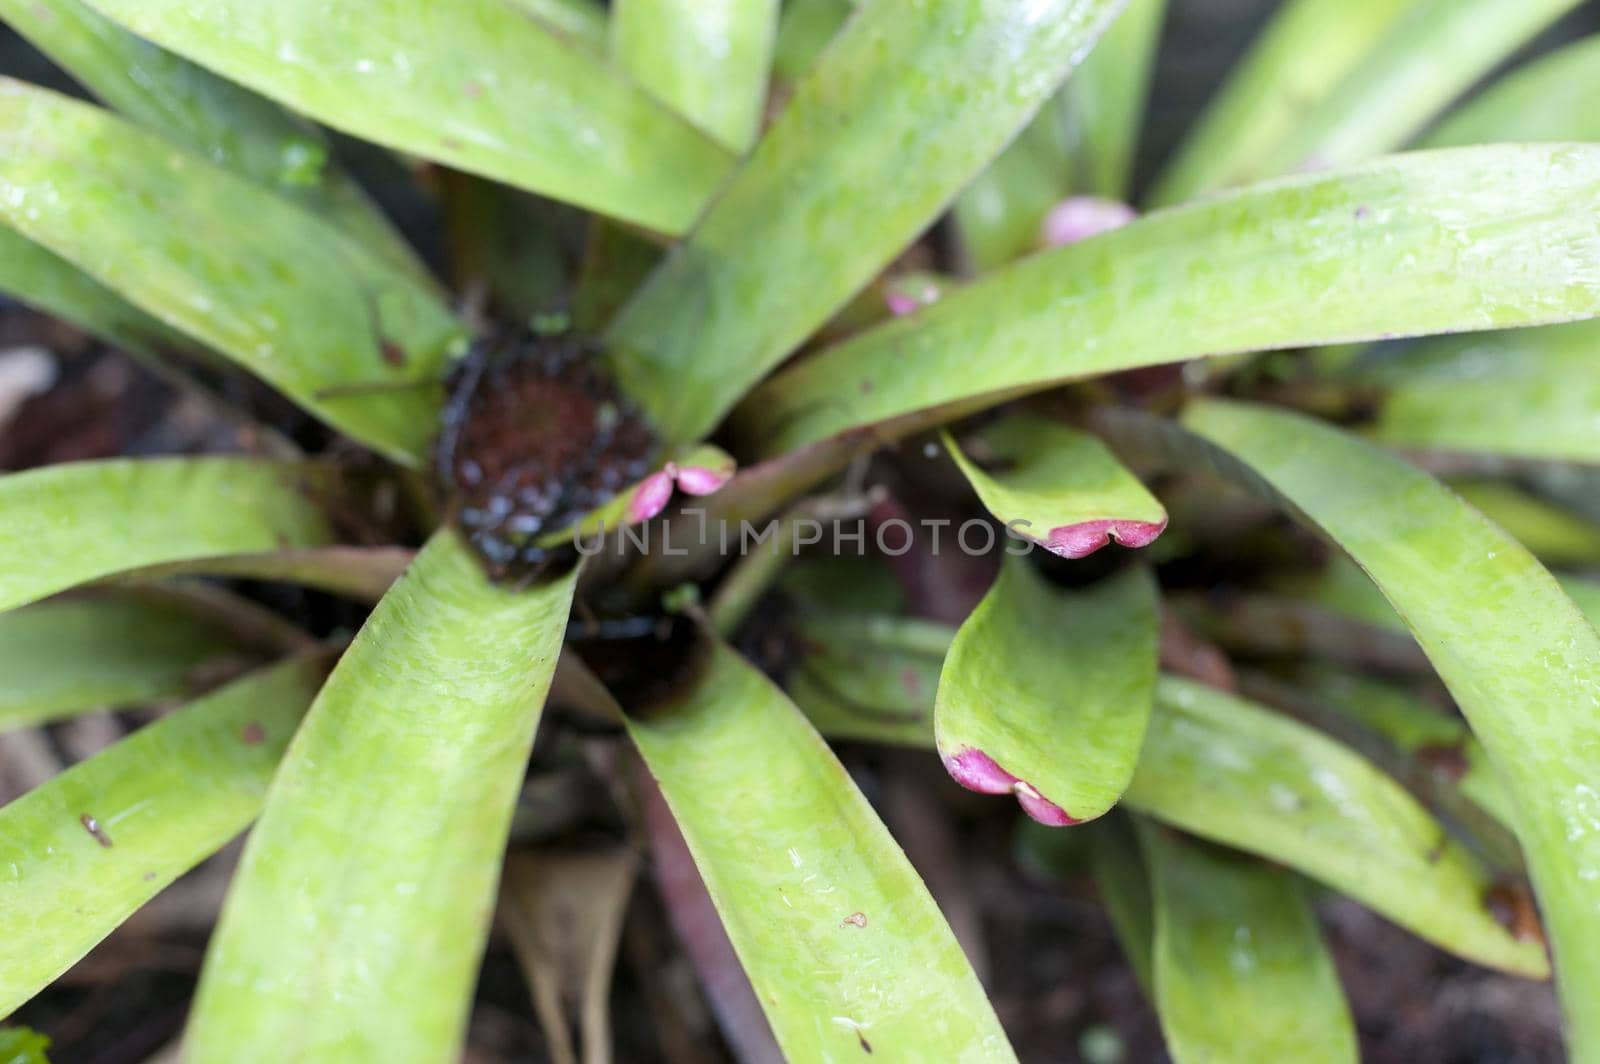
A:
1 0 1599 1059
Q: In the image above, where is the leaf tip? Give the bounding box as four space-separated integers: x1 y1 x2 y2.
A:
1043 518 1167 559
1040 197 1137 248
941 748 1080 826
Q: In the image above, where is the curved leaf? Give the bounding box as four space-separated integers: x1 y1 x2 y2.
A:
605 0 1126 442
1182 399 1600 1050
0 591 245 731
0 458 337 614
84 0 733 235
945 415 1167 558
0 0 423 280
1138 822 1357 1064
1129 676 1544 977
624 637 1015 1062
185 532 576 1063
118 546 415 603
612 0 779 152
0 81 463 462
1425 35 1600 148
935 563 1158 824
1358 320 1600 465
744 145 1600 455
0 657 324 1017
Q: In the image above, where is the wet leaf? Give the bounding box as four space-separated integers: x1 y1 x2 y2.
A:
185 533 576 1063
0 81 464 462
1183 399 1600 1049
936 563 1158 825
944 415 1167 558
0 591 246 732
0 458 338 614
84 0 733 234
625 638 1015 1061
745 145 1600 456
612 0 779 152
1138 822 1357 1064
605 0 1126 442
0 657 324 1017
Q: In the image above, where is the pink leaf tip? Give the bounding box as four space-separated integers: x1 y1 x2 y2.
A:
941 748 1080 826
1043 518 1168 559
1040 197 1137 248
626 458 737 522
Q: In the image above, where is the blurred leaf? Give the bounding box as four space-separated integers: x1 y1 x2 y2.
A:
786 612 948 745
1356 320 1600 465
0 458 337 614
0 591 245 731
770 0 853 84
84 0 733 234
625 637 1015 1061
504 0 609 51
745 145 1600 455
1129 676 1544 976
1089 820 1155 990
605 0 1126 442
1255 0 1583 178
1425 35 1600 147
1183 399 1600 1049
119 546 415 603
186 533 576 1063
1137 822 1357 1064
1151 0 1412 204
0 1027 50 1064
0 656 324 1017
501 849 638 1064
441 173 570 324
945 415 1167 558
0 0 425 280
936 563 1158 824
613 0 779 152
1450 480 1600 565
0 81 463 463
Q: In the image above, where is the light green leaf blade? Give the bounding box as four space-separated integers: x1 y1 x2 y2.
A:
1450 480 1600 565
612 0 779 152
0 591 244 731
1256 0 1583 178
744 145 1600 456
1138 822 1357 1064
770 0 854 84
0 656 324 1018
1128 676 1544 977
119 546 415 603
0 0 424 280
1061 0 1165 200
625 637 1016 1062
1424 36 1600 148
1358 320 1600 464
0 458 337 614
935 562 1158 824
0 81 463 463
504 0 608 52
945 416 1167 558
185 533 576 1063
1150 0 1412 205
1182 399 1600 1049
84 0 733 235
605 0 1126 443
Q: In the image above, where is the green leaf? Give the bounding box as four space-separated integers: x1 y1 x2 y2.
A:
612 0 779 152
84 0 733 235
1150 0 1412 205
1449 480 1600 566
1129 676 1544 977
743 145 1600 456
1254 0 1583 178
1137 822 1357 1064
0 591 245 731
185 533 576 1063
0 458 337 614
0 0 424 280
0 1026 51 1064
935 562 1158 824
1088 820 1155 990
1060 0 1165 200
1357 320 1600 465
0 81 464 463
605 0 1126 442
1181 399 1600 1050
503 0 608 52
0 656 324 1018
770 0 853 84
625 637 1015 1061
785 612 951 747
1424 35 1600 147
120 546 415 603
945 415 1167 558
